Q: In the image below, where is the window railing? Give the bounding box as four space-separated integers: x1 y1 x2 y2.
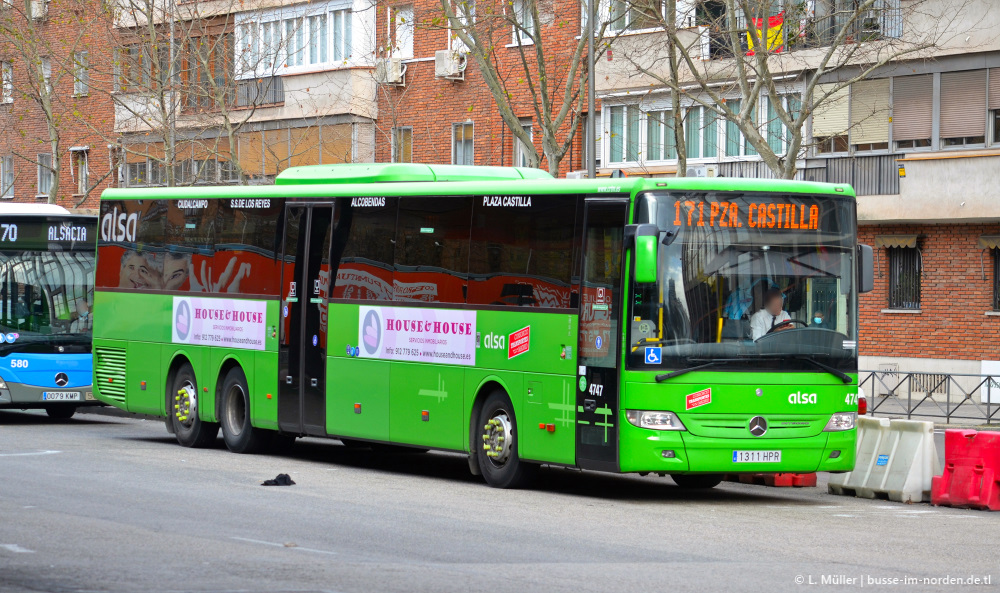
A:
236 76 284 108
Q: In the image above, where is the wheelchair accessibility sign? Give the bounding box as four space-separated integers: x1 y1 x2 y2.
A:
644 347 662 365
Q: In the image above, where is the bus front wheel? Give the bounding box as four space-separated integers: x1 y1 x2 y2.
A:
671 474 724 489
219 366 269 454
476 390 537 489
169 364 219 448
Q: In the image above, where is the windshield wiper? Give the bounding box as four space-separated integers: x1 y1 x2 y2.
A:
793 355 853 384
655 359 730 382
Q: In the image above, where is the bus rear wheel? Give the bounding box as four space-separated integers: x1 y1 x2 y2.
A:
46 406 76 420
219 367 269 454
671 474 724 489
169 363 218 448
476 390 537 489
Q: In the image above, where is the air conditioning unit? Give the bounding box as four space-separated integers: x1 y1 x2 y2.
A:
685 164 718 178
434 49 467 80
29 0 49 20
374 58 405 85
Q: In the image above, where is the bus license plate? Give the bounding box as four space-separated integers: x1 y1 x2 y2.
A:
43 392 81 401
733 450 781 463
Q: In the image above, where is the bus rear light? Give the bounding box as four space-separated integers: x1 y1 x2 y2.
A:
823 412 856 432
858 389 868 416
626 410 686 431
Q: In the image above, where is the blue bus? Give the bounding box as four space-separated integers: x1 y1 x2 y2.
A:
0 204 97 419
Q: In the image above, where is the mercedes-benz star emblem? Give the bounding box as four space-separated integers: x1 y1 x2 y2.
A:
54 372 69 387
748 415 768 437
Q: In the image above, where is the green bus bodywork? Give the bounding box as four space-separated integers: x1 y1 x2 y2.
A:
94 164 861 487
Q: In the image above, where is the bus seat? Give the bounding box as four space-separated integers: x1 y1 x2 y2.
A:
721 318 750 341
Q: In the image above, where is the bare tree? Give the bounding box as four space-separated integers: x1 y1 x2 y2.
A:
0 0 108 203
609 0 988 178
429 0 616 176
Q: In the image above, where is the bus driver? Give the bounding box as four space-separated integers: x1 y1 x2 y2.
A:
751 288 791 340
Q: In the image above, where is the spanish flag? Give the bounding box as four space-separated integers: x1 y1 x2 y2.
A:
747 12 784 55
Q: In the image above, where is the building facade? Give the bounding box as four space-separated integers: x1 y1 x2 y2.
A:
371 0 590 174
0 0 115 210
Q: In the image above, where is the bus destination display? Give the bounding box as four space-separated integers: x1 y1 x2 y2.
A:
0 219 94 249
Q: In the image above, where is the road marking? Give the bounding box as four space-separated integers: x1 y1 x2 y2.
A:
231 536 337 556
0 544 35 553
0 450 61 457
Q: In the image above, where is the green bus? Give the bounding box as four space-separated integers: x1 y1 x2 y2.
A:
93 163 873 488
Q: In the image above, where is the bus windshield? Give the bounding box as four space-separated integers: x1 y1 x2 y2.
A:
628 191 857 375
0 250 95 353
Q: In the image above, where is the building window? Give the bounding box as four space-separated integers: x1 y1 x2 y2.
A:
332 9 353 61
127 161 147 187
887 247 921 310
1 155 13 198
851 79 889 151
391 4 414 58
285 18 305 67
392 126 412 163
892 74 932 151
511 0 535 44
37 153 53 197
994 249 1000 312
811 84 849 154
1 61 11 103
71 150 88 195
452 122 473 165
645 110 676 161
41 56 51 94
608 105 638 163
307 15 328 65
682 106 718 159
940 70 987 149
513 119 532 167
73 51 89 96
722 99 758 157
609 0 661 32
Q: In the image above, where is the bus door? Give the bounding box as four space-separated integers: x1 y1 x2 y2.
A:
575 198 628 472
278 203 334 436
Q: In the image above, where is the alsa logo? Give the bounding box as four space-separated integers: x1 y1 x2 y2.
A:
101 207 138 242
788 391 818 404
482 332 506 350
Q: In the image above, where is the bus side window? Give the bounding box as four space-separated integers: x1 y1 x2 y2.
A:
332 197 398 302
394 197 472 304
468 195 578 309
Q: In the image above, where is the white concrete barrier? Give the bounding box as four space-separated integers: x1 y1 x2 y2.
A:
828 417 941 503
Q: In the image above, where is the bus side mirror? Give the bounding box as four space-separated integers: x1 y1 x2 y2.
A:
634 224 658 284
858 244 874 293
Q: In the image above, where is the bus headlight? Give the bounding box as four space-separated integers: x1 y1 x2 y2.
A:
823 412 857 431
0 378 7 389
626 410 686 431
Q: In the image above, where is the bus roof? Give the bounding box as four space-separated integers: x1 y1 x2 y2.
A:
0 203 72 215
101 168 856 200
274 163 555 185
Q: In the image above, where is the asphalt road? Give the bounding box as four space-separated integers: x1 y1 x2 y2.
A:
1 409 997 593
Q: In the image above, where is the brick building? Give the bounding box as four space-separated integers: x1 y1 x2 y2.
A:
371 0 590 174
0 0 115 211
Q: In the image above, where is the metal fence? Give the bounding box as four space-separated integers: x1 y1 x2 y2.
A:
718 154 900 196
859 370 1000 424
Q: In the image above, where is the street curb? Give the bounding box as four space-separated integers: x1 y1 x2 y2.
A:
78 406 161 422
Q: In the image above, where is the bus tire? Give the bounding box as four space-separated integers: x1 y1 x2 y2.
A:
671 474 724 489
219 366 269 454
169 363 218 448
476 390 537 489
46 406 76 420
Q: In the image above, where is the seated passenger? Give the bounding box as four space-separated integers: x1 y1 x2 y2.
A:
750 288 790 340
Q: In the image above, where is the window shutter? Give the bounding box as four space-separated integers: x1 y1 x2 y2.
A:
891 74 932 141
811 84 849 138
940 70 987 139
989 68 1000 110
850 79 889 144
